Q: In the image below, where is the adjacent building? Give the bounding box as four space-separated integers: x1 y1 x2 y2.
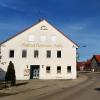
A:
77 61 86 71
0 19 78 80
77 55 100 72
90 55 100 72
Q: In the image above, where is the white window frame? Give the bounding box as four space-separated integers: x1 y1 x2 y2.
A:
40 36 46 42
46 66 51 73
51 36 57 42
57 50 61 58
9 49 14 58
67 66 71 73
47 50 51 58
57 66 61 74
34 50 39 58
22 49 27 58
28 35 35 42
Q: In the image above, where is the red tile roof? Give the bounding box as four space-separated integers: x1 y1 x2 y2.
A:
86 59 91 65
94 55 100 63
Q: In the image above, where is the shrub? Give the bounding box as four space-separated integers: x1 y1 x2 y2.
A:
5 61 16 86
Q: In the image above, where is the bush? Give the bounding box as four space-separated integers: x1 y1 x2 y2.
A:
5 61 16 86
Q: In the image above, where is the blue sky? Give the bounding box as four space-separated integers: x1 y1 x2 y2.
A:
0 0 100 61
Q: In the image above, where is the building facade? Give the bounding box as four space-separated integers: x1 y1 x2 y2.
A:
77 62 86 71
90 55 100 72
0 20 78 80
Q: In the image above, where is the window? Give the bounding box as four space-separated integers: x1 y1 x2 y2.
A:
57 66 61 73
41 26 48 30
9 50 14 58
22 50 27 58
51 36 56 42
46 66 50 73
47 50 51 58
40 36 46 42
67 66 71 73
28 35 35 42
34 50 39 58
57 50 61 58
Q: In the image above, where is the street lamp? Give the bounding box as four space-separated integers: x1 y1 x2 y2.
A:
77 45 87 61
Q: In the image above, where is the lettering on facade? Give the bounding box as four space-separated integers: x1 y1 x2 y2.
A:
22 43 62 48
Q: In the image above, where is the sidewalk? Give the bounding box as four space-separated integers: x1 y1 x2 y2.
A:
0 74 88 100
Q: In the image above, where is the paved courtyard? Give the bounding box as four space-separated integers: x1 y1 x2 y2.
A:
0 74 87 100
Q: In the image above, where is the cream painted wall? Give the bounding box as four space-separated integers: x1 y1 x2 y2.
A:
0 20 78 80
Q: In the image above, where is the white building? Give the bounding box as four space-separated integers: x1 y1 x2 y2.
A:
0 19 78 80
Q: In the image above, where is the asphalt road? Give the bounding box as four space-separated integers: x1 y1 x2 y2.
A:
34 73 100 100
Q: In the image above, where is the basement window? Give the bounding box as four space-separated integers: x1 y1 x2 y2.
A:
46 66 50 73
67 66 71 73
57 66 61 73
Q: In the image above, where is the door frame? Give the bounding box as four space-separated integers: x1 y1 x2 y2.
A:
30 65 40 79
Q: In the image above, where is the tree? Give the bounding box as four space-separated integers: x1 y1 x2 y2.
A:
5 61 16 86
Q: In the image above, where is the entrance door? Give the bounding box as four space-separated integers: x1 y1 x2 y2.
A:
30 65 40 79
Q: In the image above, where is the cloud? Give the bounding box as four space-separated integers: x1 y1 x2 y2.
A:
0 1 42 14
69 25 84 31
0 2 17 10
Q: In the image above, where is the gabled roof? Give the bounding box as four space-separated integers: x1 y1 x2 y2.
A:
93 55 100 63
0 19 79 47
0 19 42 45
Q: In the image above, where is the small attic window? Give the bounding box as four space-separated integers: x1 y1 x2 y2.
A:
51 36 57 42
40 26 48 30
28 35 35 42
40 36 46 42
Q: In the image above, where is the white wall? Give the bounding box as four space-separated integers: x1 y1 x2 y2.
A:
0 20 77 80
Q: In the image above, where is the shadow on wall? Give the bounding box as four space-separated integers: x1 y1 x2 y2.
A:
0 68 6 81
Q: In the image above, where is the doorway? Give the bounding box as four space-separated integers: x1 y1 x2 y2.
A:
30 65 40 79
